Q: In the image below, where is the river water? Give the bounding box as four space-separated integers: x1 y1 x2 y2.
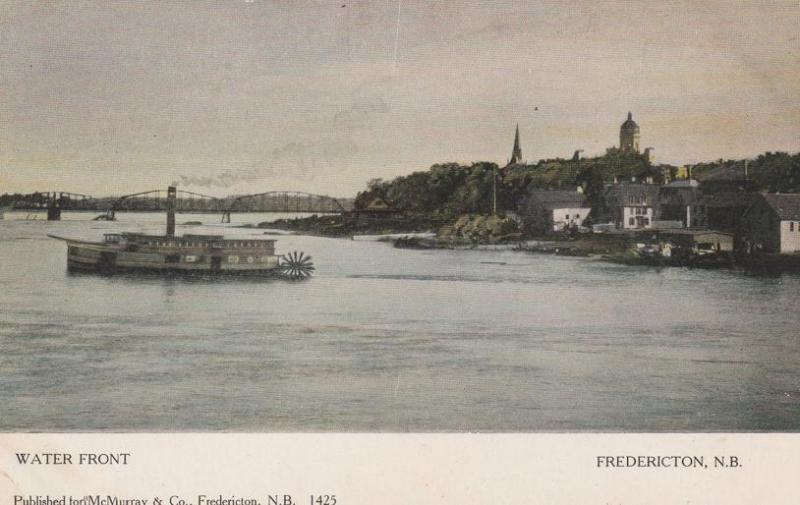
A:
1 211 799 431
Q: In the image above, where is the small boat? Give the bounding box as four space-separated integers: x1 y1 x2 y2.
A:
48 186 314 278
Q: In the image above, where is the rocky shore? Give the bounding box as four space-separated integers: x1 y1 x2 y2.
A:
254 213 800 273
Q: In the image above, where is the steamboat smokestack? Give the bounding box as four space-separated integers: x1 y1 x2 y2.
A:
166 185 177 237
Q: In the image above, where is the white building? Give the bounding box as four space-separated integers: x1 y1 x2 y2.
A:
605 184 660 230
519 190 591 234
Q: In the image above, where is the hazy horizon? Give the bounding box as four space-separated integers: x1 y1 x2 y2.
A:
2 0 798 197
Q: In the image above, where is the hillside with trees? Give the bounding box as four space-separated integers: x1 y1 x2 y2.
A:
354 151 800 219
355 150 660 217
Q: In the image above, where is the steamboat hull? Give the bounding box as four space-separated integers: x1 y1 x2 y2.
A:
54 236 283 276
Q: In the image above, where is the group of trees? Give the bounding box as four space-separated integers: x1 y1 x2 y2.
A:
355 151 656 217
356 162 501 215
689 152 800 193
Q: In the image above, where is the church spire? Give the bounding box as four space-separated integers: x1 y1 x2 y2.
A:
509 123 522 165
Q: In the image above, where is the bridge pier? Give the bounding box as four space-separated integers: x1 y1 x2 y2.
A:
47 193 61 220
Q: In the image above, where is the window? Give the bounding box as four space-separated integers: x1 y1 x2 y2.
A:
576 214 580 219
791 222 795 232
165 254 180 264
629 217 635 226
228 255 240 264
565 214 570 219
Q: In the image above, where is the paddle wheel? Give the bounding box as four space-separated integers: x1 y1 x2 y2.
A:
279 251 315 279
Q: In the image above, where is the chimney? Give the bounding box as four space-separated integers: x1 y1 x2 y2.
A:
166 186 177 237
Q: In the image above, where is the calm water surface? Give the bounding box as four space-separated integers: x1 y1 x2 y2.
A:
1 211 799 431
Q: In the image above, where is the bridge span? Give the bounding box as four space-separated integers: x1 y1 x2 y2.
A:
1 188 353 221
220 191 349 223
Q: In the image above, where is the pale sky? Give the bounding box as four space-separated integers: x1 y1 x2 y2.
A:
1 0 798 197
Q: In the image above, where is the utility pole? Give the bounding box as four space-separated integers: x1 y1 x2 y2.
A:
492 167 498 215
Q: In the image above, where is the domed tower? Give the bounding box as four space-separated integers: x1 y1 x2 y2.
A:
619 112 640 153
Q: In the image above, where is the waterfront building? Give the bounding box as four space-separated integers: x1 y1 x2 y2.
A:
620 112 640 153
739 193 800 254
519 190 590 234
692 192 759 231
350 195 405 226
656 230 735 256
604 183 659 229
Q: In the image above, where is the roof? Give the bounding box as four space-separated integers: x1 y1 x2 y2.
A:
659 185 701 206
620 112 639 130
361 196 397 211
697 192 759 208
605 183 659 206
762 193 800 220
695 162 748 182
525 190 589 210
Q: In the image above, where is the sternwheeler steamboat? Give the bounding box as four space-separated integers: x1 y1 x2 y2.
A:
48 186 314 278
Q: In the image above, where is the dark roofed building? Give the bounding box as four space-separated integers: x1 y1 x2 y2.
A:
693 191 759 231
350 195 404 226
739 193 800 254
762 193 800 220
